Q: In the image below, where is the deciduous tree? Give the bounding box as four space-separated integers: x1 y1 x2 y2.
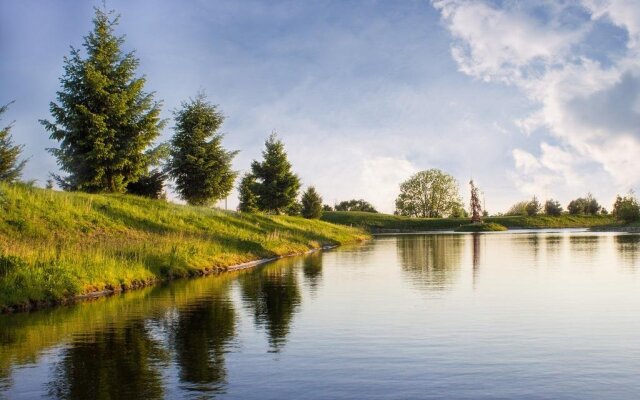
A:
395 169 462 218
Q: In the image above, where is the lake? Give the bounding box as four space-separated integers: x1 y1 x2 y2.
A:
2 231 640 399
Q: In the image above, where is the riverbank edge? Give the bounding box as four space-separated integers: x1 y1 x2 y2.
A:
2 243 351 314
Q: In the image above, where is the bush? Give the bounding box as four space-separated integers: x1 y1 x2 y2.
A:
335 199 378 213
568 194 601 215
525 196 541 216
612 193 640 223
506 201 529 216
544 199 563 216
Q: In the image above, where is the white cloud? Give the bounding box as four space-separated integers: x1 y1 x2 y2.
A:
434 0 640 206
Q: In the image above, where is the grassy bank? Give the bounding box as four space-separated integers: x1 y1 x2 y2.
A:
321 211 616 232
0 183 368 311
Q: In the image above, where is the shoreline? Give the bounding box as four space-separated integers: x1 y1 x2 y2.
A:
2 244 343 314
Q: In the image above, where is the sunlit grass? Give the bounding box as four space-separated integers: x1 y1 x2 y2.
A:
0 183 368 309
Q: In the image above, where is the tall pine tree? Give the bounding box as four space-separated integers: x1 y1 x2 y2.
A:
168 94 238 206
250 133 300 214
0 102 26 183
41 8 164 192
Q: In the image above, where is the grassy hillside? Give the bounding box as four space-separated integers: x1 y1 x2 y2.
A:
0 183 368 311
321 211 616 232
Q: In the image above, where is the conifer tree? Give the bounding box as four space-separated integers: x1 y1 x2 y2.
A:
0 103 26 183
168 94 238 206
238 173 259 213
250 133 300 214
41 8 164 192
301 186 323 219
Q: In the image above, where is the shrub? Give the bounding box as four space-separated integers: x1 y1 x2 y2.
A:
544 199 563 216
568 193 601 215
612 193 640 223
525 196 541 216
335 199 378 213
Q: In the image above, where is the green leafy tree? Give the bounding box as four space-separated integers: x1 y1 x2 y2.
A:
544 199 563 216
301 186 323 219
41 8 164 192
0 103 26 183
506 200 529 216
322 204 333 212
567 194 601 215
612 192 640 223
238 173 259 213
525 196 541 216
334 199 378 213
395 169 462 218
250 133 301 214
168 94 238 206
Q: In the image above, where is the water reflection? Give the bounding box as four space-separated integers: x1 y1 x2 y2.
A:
239 259 302 352
49 320 167 400
615 234 640 269
396 234 464 291
302 252 323 294
172 295 236 395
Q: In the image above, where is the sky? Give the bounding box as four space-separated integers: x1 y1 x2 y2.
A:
1 0 639 214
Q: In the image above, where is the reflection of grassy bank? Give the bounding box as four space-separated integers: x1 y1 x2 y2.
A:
0 183 368 310
322 211 615 232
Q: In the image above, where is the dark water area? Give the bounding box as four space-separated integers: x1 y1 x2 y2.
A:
2 231 640 399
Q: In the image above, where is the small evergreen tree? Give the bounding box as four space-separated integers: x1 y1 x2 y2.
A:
301 186 323 219
41 8 164 192
126 169 166 199
238 173 259 213
168 94 238 206
250 133 300 214
0 103 26 183
526 196 541 216
544 199 563 216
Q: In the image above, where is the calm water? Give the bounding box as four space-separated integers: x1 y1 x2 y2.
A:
2 231 640 399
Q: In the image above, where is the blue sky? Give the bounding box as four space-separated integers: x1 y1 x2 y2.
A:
2 0 639 213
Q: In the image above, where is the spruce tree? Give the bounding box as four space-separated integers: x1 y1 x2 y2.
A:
168 94 238 206
250 133 301 214
238 173 259 213
41 8 164 192
301 186 323 219
0 103 26 183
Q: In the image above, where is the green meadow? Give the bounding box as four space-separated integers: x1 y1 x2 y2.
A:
321 211 616 232
0 183 368 311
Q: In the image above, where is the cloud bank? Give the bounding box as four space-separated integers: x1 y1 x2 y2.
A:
434 0 640 205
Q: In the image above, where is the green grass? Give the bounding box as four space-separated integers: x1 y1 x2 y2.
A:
321 211 616 232
0 183 368 310
455 222 507 232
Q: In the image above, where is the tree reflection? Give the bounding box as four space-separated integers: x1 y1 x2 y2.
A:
173 294 236 395
49 320 166 400
302 252 323 294
396 234 464 291
615 234 640 269
239 260 302 352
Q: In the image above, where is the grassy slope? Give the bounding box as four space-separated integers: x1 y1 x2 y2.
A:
321 211 616 231
0 183 368 310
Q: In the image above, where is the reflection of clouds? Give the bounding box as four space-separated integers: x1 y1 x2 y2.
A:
396 234 464 291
